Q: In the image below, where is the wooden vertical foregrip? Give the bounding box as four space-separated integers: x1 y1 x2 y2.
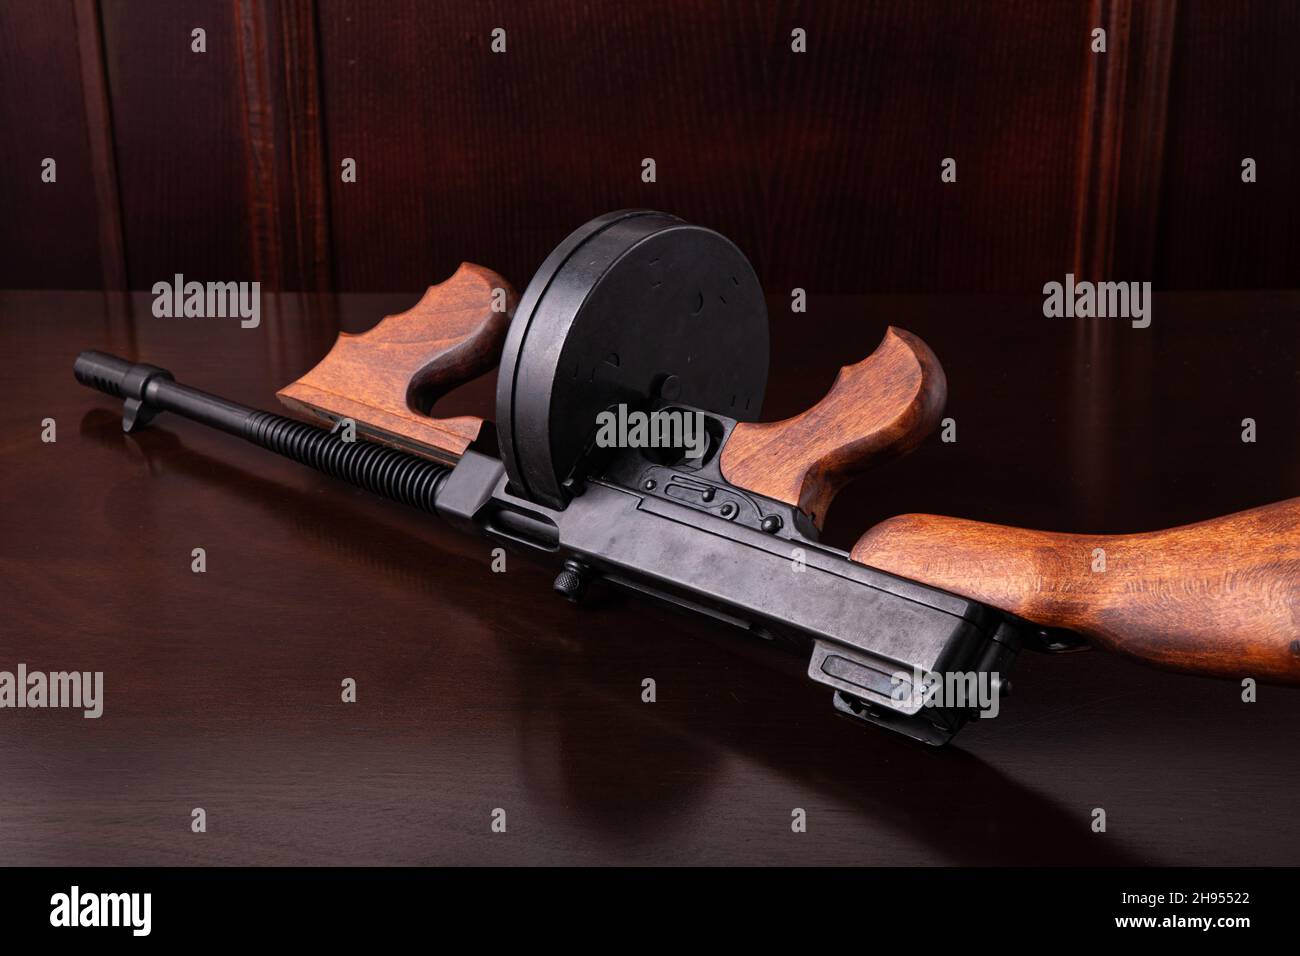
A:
719 327 947 528
851 499 1300 683
277 263 514 464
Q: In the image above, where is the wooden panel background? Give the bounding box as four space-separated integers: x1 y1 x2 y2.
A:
1154 3 1300 287
0 0 107 289
0 0 1297 294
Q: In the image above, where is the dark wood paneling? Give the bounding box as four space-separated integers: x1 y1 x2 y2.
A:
1104 0 1178 278
272 0 332 292
317 0 765 292
317 0 1095 294
1074 0 1182 281
1155 2 1300 287
233 0 332 292
72 0 128 292
769 1 1091 295
0 0 104 289
1 2 1297 293
100 0 255 287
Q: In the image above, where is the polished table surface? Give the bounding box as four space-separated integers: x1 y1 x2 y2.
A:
1 288 1297 866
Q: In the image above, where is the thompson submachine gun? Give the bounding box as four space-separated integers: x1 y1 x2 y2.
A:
74 211 1300 744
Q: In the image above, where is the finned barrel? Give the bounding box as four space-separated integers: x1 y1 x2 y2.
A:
74 351 450 515
73 350 137 398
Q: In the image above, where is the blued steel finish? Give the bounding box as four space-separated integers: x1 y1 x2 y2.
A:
74 352 451 514
496 210 769 510
437 444 1028 745
597 402 820 542
76 352 1030 745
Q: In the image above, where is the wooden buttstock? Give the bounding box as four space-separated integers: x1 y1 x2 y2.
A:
277 263 515 463
719 327 946 528
851 499 1300 683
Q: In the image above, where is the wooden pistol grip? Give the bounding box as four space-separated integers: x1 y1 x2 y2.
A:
851 499 1300 683
277 263 515 463
719 327 946 528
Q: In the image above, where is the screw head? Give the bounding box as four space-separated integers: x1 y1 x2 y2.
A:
552 559 589 602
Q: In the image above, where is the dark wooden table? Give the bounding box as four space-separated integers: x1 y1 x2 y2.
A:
1 287 1297 866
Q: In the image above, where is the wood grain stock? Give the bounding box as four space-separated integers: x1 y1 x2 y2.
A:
851 500 1300 683
719 327 946 528
277 263 514 463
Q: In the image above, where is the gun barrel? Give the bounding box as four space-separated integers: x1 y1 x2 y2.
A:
74 351 451 515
